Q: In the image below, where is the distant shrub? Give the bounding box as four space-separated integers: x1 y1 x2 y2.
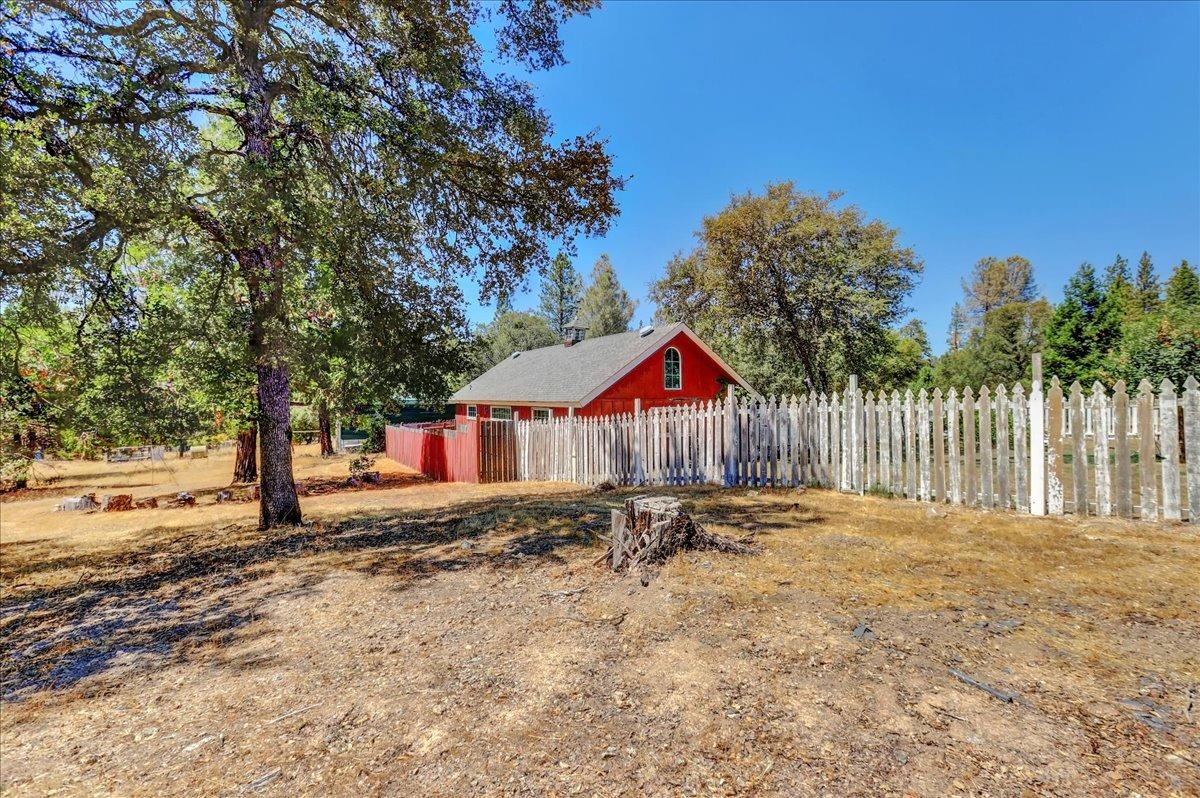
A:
364 415 386 453
0 453 30 492
349 454 376 480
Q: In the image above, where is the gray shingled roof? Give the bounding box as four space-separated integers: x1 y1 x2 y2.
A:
450 322 690 405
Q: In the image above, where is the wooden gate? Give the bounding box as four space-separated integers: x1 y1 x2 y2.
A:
478 419 517 483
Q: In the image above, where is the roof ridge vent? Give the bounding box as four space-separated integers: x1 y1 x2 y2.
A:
638 325 655 337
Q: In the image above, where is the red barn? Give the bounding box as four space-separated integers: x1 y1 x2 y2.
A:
449 321 755 422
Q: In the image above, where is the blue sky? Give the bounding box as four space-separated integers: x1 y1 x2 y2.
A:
473 1 1200 353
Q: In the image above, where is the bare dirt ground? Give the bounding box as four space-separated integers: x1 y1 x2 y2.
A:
2 450 1198 796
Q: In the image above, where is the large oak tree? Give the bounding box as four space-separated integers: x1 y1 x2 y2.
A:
2 0 623 526
651 184 921 394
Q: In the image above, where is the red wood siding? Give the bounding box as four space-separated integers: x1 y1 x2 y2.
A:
455 404 570 424
578 331 733 416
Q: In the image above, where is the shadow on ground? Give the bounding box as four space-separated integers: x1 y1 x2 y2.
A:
0 492 609 701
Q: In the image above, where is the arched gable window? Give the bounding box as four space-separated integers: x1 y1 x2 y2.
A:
664 347 682 390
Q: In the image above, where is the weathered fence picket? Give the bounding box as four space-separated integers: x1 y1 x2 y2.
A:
1138 379 1158 521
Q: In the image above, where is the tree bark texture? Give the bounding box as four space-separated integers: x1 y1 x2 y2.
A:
233 424 258 483
318 399 334 457
256 360 302 527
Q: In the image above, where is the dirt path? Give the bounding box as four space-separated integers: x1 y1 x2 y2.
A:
2 466 1198 796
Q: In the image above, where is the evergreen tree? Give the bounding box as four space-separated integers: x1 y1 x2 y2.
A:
537 253 583 336
466 312 559 379
1042 263 1121 385
1100 253 1137 322
933 300 1051 389
1135 252 1161 313
1104 254 1131 288
577 255 636 337
1165 260 1200 312
947 304 969 352
494 290 514 320
875 319 932 391
961 255 1036 324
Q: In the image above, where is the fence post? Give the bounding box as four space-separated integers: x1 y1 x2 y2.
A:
633 399 644 485
1160 378 1181 521
724 384 736 486
1030 353 1047 515
848 375 861 492
569 407 577 484
1185 376 1200 523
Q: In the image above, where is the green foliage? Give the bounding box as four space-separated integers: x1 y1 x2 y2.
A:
576 255 635 337
1108 312 1200 388
1165 260 1200 312
363 414 387 454
1101 254 1138 323
466 311 559 380
0 451 31 491
1043 263 1122 385
3 1 622 520
537 252 583 337
1135 252 1162 313
961 255 1036 323
946 304 968 352
874 322 932 393
934 300 1051 388
651 184 921 394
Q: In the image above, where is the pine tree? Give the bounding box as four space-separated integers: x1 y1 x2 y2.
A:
577 255 636 337
947 304 968 352
1104 254 1130 289
961 255 1036 324
1100 253 1137 323
1165 259 1200 312
494 289 513 320
537 252 583 336
1135 252 1161 313
1043 263 1121 385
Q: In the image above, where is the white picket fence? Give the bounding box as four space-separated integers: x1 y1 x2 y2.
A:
513 371 1200 522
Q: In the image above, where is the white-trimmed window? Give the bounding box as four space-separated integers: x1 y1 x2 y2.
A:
532 407 551 421
664 347 682 390
490 406 513 420
466 405 478 419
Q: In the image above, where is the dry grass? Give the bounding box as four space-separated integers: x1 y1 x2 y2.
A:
1 455 1197 796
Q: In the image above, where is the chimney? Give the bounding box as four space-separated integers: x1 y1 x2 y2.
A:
563 318 587 347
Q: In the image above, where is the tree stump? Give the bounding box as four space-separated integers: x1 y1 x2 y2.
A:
607 495 758 571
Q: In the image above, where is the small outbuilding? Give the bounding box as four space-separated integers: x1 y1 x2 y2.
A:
449 321 755 422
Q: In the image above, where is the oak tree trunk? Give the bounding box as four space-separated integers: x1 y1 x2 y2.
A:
233 424 258 483
317 399 334 457
256 360 302 528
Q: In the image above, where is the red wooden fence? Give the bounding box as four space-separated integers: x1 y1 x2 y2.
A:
384 420 515 483
385 422 479 483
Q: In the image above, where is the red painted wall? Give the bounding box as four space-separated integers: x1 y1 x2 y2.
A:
454 331 736 420
578 331 733 416
454 404 570 424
